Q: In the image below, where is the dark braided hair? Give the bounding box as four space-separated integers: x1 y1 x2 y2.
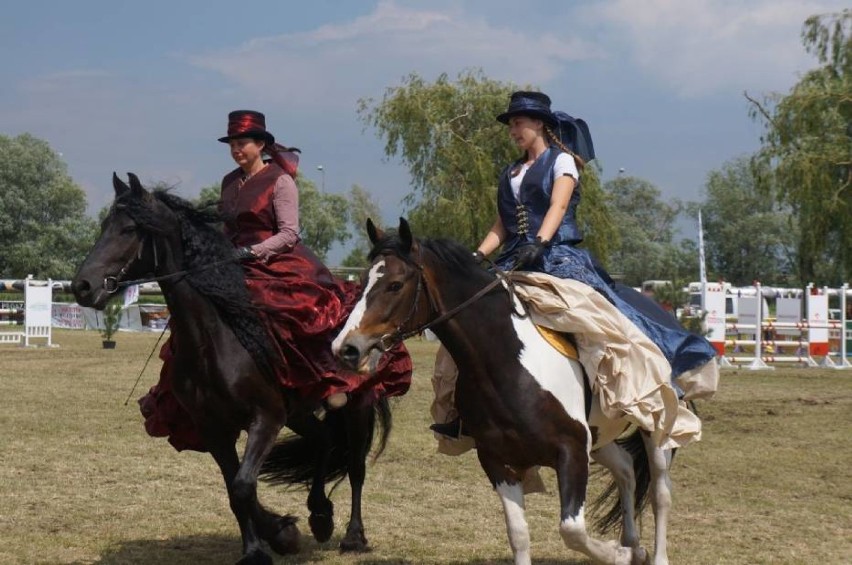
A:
544 125 585 172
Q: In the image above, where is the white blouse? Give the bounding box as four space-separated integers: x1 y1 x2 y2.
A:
510 152 579 200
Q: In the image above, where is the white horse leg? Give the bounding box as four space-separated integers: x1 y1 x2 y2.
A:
494 481 531 565
641 432 672 565
592 442 640 548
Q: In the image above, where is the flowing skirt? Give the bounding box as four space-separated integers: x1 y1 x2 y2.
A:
496 241 718 381
139 243 412 452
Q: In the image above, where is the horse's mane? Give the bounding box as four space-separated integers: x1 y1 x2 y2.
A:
118 189 277 379
368 232 495 286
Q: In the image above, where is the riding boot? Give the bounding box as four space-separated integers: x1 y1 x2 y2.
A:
429 417 465 439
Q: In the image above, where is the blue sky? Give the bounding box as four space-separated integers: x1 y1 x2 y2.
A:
1 0 846 258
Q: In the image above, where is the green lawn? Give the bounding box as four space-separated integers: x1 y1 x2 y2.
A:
0 330 850 564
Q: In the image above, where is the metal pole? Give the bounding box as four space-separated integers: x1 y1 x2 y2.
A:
317 165 325 192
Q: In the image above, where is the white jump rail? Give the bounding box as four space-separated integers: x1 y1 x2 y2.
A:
716 282 850 370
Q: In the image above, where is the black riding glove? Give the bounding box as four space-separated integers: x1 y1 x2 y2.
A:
472 250 486 265
234 246 256 262
513 237 549 269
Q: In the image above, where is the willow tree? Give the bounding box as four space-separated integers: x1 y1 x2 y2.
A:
747 10 851 285
358 70 617 263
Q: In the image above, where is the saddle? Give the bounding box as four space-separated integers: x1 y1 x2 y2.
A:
534 324 579 361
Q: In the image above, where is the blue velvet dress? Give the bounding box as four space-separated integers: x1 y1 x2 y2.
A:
494 147 717 378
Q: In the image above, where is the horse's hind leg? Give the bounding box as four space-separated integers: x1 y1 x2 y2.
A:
640 432 672 565
556 443 647 565
592 442 640 548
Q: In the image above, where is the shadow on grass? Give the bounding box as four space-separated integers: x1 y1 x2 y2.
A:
70 532 357 565
70 533 588 565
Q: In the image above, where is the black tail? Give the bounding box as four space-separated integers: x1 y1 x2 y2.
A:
259 398 392 488
591 429 652 534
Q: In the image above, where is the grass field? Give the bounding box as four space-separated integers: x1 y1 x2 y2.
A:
1 330 850 564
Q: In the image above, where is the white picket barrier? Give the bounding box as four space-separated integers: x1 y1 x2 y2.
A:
718 282 850 370
24 276 53 347
0 277 54 347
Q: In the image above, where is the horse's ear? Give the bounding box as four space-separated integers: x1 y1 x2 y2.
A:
398 217 413 253
112 172 130 196
366 218 384 245
127 172 145 196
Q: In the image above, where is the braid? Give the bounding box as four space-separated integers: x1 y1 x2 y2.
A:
545 125 585 172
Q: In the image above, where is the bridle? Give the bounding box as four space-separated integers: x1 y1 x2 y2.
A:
102 235 157 293
102 232 241 294
376 246 523 352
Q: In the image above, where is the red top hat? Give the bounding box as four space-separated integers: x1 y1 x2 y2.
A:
218 110 276 145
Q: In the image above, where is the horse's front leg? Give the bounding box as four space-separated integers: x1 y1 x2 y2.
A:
305 422 335 543
207 435 274 565
227 415 296 564
476 450 532 565
640 431 673 565
339 399 374 552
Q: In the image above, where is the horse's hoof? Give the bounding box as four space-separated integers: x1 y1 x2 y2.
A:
631 546 649 565
309 511 335 543
235 548 273 565
267 518 301 555
339 530 369 553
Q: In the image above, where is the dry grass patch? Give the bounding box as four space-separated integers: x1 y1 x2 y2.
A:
0 330 850 564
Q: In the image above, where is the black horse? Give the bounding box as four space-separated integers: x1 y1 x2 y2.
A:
333 219 681 565
72 173 391 565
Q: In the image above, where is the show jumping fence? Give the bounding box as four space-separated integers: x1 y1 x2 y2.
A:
0 276 53 347
703 282 851 370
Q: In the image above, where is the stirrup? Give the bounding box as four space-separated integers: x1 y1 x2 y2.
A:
429 417 464 439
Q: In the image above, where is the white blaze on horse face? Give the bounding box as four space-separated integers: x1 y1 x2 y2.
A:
509 310 589 447
332 259 385 354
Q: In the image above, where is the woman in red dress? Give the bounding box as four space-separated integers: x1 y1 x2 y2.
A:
140 110 411 451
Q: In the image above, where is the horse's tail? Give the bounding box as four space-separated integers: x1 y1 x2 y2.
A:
259 397 392 488
591 429 652 534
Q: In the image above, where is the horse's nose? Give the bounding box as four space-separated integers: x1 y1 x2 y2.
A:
339 343 362 370
71 278 92 303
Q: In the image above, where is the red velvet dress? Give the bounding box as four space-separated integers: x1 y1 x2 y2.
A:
139 163 412 452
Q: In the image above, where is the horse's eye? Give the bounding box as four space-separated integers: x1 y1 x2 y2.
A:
120 225 137 235
387 281 404 292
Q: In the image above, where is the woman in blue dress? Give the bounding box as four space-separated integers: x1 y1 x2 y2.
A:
431 91 718 440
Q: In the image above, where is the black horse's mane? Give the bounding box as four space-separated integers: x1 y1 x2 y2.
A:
118 188 277 379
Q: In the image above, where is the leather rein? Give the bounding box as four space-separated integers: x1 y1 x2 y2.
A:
102 235 241 294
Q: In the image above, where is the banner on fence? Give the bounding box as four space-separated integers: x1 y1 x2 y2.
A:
52 303 85 329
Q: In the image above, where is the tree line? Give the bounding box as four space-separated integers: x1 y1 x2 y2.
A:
1 11 847 287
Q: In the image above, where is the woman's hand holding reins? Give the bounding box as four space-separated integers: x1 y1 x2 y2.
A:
234 246 256 262
513 237 549 269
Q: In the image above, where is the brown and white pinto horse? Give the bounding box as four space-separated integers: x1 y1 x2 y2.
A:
333 219 677 565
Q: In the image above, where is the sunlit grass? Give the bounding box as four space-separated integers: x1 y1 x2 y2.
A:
0 330 849 564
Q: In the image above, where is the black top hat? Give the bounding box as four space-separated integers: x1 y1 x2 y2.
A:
496 91 557 127
218 110 276 145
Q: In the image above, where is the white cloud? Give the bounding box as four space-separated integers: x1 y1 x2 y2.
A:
187 0 603 110
588 0 848 96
